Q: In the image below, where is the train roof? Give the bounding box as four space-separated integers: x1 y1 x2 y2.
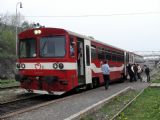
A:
19 27 137 54
67 29 128 52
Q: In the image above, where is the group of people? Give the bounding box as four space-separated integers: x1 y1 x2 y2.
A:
101 60 151 90
127 63 150 82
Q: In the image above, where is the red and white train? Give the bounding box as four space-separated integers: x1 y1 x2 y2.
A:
15 27 142 95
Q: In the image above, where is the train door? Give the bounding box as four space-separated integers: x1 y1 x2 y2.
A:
77 39 85 85
77 38 92 85
84 39 92 84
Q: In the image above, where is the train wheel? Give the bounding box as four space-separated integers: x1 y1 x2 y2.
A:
92 78 100 88
119 74 125 83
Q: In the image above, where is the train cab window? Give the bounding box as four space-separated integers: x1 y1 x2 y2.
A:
40 36 65 57
70 37 75 57
19 38 36 58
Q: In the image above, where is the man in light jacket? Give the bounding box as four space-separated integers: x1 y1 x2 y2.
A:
101 60 110 89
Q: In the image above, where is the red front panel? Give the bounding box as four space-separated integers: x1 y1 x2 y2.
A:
19 69 78 92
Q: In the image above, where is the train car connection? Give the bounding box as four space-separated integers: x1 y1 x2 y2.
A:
15 27 138 95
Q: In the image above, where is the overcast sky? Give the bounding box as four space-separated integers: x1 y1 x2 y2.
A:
1 0 160 52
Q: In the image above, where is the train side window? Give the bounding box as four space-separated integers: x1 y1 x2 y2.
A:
118 54 124 62
118 55 123 62
112 51 117 61
86 45 90 66
122 55 124 62
117 55 120 61
120 52 124 62
105 49 111 60
117 52 121 61
98 48 105 60
126 53 129 62
91 45 97 59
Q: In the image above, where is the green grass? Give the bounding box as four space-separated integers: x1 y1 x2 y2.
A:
152 78 160 83
151 69 160 83
0 79 19 88
81 88 160 120
81 90 137 120
116 88 160 120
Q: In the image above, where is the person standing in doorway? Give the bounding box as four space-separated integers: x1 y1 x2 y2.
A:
101 60 110 89
70 43 74 56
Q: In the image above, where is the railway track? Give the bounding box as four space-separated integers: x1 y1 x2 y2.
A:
0 86 91 119
0 92 41 104
0 86 19 90
0 87 37 104
0 94 60 119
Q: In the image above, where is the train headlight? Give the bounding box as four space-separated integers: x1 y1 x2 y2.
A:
21 64 25 69
59 63 64 69
53 63 58 69
34 30 41 35
38 30 41 34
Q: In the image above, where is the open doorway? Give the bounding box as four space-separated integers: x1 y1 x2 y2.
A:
77 38 85 85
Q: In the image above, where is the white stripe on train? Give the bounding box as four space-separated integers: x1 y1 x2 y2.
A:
16 62 124 73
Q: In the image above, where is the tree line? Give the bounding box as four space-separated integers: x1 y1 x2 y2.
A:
0 13 35 58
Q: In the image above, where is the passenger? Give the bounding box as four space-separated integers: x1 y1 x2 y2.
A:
127 63 134 82
131 64 138 81
77 46 82 75
77 46 82 60
70 43 74 56
101 60 110 89
144 65 150 82
137 64 142 82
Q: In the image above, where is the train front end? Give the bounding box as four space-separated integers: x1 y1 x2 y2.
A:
15 28 78 95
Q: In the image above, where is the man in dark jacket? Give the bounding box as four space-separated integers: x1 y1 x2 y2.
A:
144 65 150 82
127 63 134 82
131 64 138 81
